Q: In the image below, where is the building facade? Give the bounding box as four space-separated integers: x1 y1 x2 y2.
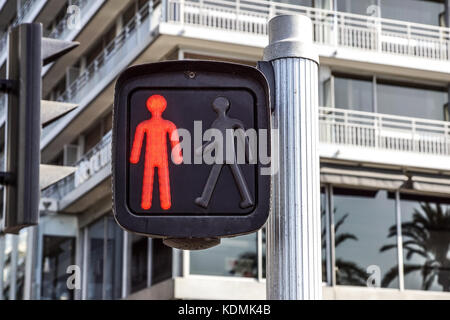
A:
0 0 450 300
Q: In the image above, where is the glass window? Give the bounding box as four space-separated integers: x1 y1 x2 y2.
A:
151 239 172 285
333 188 398 288
190 234 258 278
86 218 105 300
336 0 377 15
377 82 447 121
130 235 148 293
262 228 266 279
380 0 445 26
273 0 314 6
104 217 123 300
399 194 450 292
41 236 76 300
321 187 328 283
334 76 373 112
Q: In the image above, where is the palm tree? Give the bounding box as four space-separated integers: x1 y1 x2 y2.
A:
380 202 450 291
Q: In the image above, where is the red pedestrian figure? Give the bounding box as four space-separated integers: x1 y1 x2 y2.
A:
130 95 182 210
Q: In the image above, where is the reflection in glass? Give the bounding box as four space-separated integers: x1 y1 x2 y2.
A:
87 218 105 300
41 236 75 300
333 188 398 288
377 82 447 121
190 234 257 278
334 76 373 112
382 195 450 292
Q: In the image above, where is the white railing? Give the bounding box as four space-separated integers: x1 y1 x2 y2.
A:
0 0 41 54
42 108 450 201
165 0 450 61
319 107 450 156
42 131 112 201
45 0 98 39
55 1 155 103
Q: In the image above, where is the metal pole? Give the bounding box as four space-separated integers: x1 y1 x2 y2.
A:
264 15 321 300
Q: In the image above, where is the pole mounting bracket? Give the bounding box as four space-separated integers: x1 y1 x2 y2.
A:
0 172 15 186
0 79 18 93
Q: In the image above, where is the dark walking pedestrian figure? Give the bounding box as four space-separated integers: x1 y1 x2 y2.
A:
195 97 254 209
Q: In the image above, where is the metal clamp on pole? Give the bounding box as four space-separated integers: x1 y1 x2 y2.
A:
264 15 322 300
0 79 18 93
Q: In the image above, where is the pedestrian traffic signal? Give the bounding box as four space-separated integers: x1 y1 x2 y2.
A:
1 23 78 234
113 61 272 249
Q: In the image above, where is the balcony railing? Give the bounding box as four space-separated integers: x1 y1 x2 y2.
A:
44 0 100 40
165 0 450 61
42 131 112 201
55 1 155 104
319 107 450 156
42 107 450 202
0 0 42 56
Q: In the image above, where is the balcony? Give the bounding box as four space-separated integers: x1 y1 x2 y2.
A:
41 1 162 159
0 0 48 67
42 107 450 212
161 0 450 74
44 0 103 41
41 131 111 213
319 107 450 171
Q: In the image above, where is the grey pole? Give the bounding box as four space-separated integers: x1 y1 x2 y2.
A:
264 15 321 300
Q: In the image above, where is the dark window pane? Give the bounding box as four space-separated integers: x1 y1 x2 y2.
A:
381 0 444 26
41 236 75 300
333 188 398 288
87 218 105 300
151 239 172 285
104 217 123 300
273 0 314 6
262 228 266 278
400 194 450 292
130 235 148 293
334 76 373 112
377 83 446 121
336 0 377 15
321 187 327 283
190 234 257 278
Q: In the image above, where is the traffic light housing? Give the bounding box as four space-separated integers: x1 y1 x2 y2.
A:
1 23 79 234
3 23 42 234
112 60 272 249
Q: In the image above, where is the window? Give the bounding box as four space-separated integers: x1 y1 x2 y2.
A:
129 235 148 293
85 215 123 300
334 75 373 112
41 236 76 300
380 0 445 27
86 218 105 299
321 187 328 283
336 0 445 26
151 239 172 285
333 188 398 288
399 194 450 292
336 0 377 16
190 234 258 278
377 81 447 121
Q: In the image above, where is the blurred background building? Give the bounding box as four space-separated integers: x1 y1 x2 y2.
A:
0 0 449 300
